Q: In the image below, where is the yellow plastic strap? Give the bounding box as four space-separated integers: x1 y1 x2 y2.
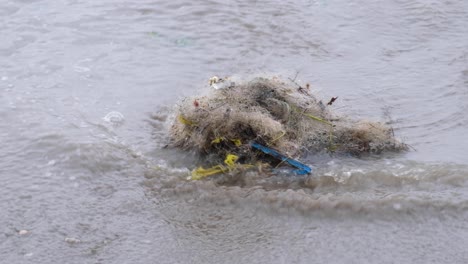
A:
230 139 242 147
302 113 333 126
211 138 241 146
224 154 239 167
270 131 286 143
177 115 195 126
189 154 240 180
290 105 333 126
190 165 227 180
211 137 224 144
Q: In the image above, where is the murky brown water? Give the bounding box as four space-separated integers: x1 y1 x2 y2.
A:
1 0 468 263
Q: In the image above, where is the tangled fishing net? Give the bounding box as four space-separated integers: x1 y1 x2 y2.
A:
168 76 407 177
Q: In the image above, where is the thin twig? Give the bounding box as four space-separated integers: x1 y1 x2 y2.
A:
292 70 300 82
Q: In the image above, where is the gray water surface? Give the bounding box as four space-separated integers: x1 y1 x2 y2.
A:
1 0 468 263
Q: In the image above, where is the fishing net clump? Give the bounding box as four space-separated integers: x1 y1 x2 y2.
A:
168 77 407 165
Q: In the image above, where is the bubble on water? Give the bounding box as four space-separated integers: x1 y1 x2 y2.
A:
65 237 81 244
103 111 125 125
73 58 92 73
141 239 152 244
19 230 29 235
73 65 90 72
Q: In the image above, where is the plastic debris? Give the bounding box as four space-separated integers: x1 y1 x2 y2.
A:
211 137 224 144
231 139 242 147
250 142 311 175
169 76 407 179
190 165 227 180
189 154 237 180
189 154 254 180
177 115 195 126
224 153 239 167
210 137 242 146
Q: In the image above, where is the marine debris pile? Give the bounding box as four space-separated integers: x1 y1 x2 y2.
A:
168 76 407 179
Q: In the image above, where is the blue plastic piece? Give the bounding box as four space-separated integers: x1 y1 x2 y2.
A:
250 142 312 175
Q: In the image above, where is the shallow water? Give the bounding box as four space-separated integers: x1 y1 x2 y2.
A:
1 0 468 263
